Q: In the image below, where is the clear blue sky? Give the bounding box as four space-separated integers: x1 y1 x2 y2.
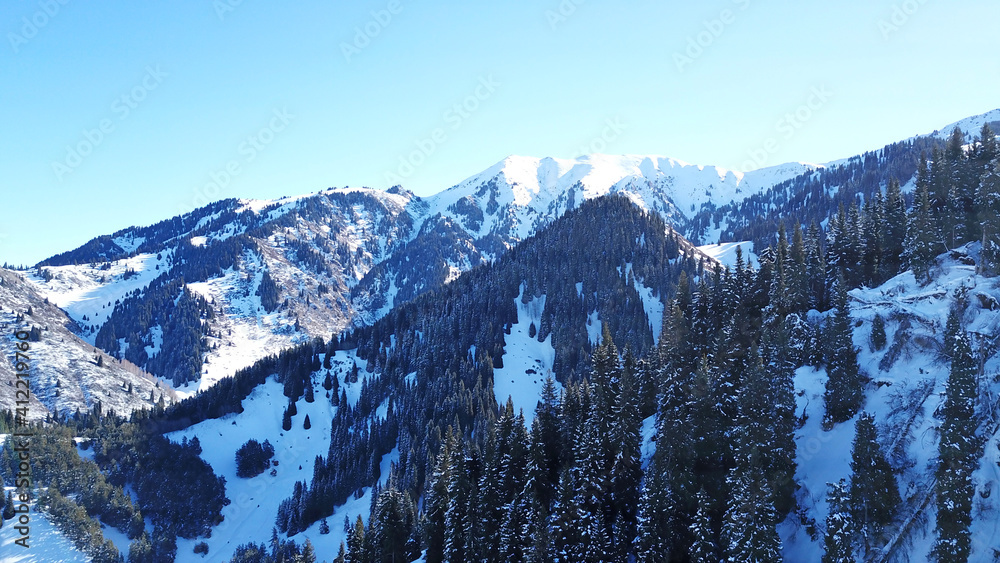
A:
2 0 998 266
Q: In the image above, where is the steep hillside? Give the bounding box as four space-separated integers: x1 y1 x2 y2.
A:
0 268 173 420
783 243 1000 562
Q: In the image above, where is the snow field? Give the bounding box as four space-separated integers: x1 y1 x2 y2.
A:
493 288 561 427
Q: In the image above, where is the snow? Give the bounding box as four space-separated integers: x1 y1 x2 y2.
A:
111 234 146 254
929 107 1000 140
167 366 394 563
99 521 132 558
424 154 817 247
492 287 561 425
640 415 657 471
26 251 172 340
626 264 665 344
782 244 1000 562
175 262 308 396
586 310 602 346
0 488 91 562
696 241 759 269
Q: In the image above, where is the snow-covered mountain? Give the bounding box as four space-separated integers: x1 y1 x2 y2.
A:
929 107 1000 140
427 154 817 243
16 154 811 398
0 268 175 420
10 108 998 410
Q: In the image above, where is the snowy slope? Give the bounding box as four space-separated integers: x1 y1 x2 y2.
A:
0 268 175 419
930 108 1000 140
493 288 561 426
166 348 392 563
0 487 91 563
781 244 1000 562
696 241 760 269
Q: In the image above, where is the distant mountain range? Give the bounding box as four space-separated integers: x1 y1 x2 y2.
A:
6 108 999 415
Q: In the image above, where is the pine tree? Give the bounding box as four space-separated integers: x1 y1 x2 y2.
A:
127 532 154 563
345 516 366 563
528 377 563 511
823 479 856 563
551 469 585 563
978 158 1000 276
498 486 533 563
608 354 642 560
442 442 473 563
945 127 978 246
871 313 887 351
423 430 455 563
688 488 719 562
931 330 978 563
635 456 676 563
722 465 782 563
806 221 828 310
2 491 14 520
369 488 415 563
882 178 908 279
823 280 863 427
569 413 611 563
905 158 942 283
849 413 899 557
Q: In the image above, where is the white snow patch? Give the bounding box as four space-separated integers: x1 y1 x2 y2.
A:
493 287 561 425
696 241 759 270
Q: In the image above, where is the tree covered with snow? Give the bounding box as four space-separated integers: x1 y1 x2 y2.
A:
930 329 979 563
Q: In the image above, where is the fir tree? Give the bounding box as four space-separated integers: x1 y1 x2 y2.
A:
871 313 887 352
904 159 941 283
977 158 1000 276
369 488 415 563
882 178 908 280
423 430 455 563
688 488 719 562
634 457 675 563
823 479 856 563
823 280 863 427
931 330 978 563
2 491 14 520
345 516 366 563
551 469 585 563
722 465 782 563
849 413 899 556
